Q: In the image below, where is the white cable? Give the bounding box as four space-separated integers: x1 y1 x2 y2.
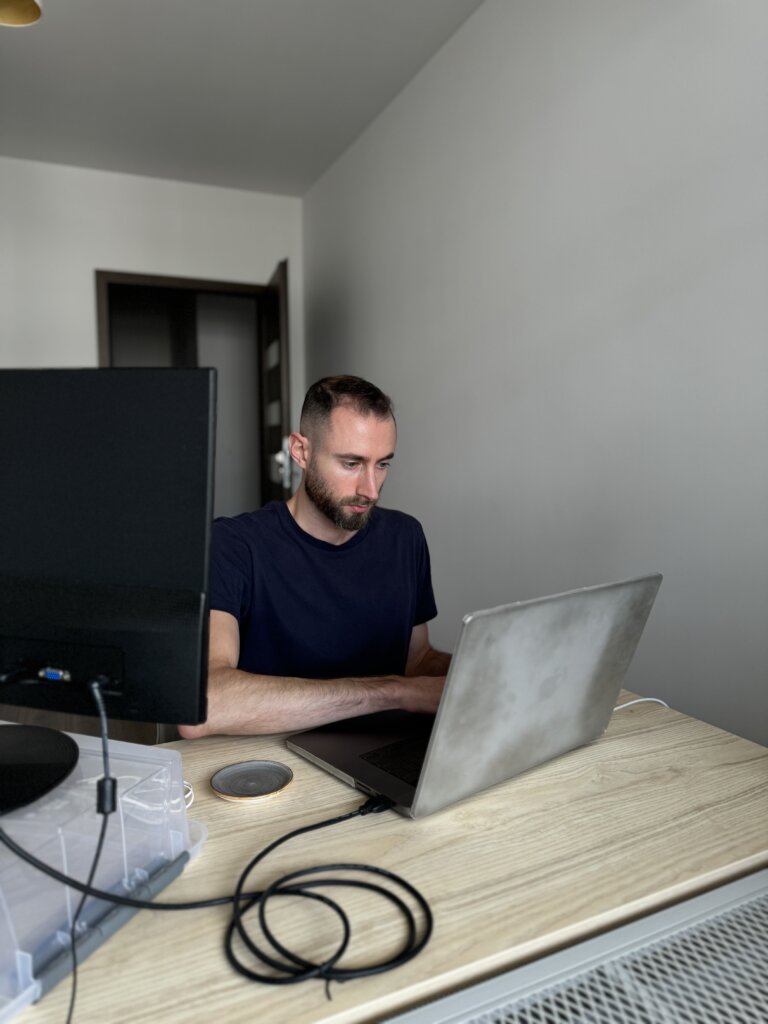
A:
614 697 670 712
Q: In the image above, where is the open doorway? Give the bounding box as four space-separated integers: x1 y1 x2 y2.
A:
95 263 291 517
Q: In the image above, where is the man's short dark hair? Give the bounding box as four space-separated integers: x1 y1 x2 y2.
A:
300 376 395 436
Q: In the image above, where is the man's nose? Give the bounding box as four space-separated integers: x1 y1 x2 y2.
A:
357 466 380 501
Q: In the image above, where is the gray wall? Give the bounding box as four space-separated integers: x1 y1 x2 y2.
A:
0 157 305 430
304 0 768 744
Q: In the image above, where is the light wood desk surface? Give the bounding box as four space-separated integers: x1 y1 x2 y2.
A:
20 693 768 1024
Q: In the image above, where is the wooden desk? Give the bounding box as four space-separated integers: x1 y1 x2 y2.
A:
19 694 768 1024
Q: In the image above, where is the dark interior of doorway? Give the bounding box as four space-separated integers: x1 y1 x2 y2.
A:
95 265 291 508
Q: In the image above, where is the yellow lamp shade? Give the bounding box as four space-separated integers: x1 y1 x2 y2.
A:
0 0 42 27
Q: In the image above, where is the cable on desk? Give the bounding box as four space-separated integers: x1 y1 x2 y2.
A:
224 794 432 993
65 808 109 1024
614 697 670 711
0 747 432 997
183 780 195 809
0 797 396 913
66 678 117 1024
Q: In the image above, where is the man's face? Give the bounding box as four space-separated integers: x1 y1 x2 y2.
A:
304 405 397 532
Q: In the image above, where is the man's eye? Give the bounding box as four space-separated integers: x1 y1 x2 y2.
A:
378 462 391 470
343 461 359 469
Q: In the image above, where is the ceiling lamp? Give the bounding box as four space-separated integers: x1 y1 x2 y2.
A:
0 0 42 27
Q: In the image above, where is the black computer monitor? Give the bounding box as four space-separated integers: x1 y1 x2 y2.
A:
0 368 215 731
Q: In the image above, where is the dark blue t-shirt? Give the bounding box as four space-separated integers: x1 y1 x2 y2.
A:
210 501 437 679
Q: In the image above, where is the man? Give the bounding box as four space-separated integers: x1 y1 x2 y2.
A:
179 375 449 738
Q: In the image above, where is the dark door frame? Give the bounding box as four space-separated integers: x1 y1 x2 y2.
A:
95 265 292 503
95 269 271 367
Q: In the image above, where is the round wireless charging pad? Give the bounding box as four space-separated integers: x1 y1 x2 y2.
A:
210 760 293 803
0 724 80 815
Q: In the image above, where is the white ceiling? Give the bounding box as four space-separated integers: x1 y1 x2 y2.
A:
0 0 484 196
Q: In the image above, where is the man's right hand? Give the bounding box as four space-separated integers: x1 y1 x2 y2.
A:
395 675 446 715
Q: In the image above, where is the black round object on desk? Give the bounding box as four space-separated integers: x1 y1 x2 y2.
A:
210 759 293 802
0 724 80 815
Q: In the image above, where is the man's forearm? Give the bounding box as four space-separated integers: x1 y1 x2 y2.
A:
179 667 443 738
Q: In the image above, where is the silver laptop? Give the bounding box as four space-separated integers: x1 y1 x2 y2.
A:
287 573 662 818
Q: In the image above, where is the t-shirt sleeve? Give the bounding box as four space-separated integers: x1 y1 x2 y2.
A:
413 522 438 625
209 518 253 621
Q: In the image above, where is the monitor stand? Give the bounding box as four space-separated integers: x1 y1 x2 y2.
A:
0 724 80 815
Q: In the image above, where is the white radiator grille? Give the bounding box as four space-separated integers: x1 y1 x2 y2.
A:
468 892 768 1024
384 874 768 1024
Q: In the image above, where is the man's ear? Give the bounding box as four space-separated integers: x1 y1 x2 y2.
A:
288 431 310 470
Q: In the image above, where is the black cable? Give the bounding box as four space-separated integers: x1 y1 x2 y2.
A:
224 798 433 991
65 811 108 1024
0 804 371 911
0 825 249 910
0 672 434 1001
0 780 433 993
65 678 117 1024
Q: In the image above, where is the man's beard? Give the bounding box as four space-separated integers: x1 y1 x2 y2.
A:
304 461 376 532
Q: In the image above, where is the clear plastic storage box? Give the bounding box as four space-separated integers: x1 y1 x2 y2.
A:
0 728 205 1022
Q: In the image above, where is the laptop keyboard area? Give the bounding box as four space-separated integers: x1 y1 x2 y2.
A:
360 735 430 787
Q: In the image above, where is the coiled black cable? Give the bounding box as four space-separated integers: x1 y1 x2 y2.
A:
0 676 432 1002
0 791 432 994
224 798 433 990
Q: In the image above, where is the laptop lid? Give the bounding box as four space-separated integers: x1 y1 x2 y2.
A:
287 573 662 818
